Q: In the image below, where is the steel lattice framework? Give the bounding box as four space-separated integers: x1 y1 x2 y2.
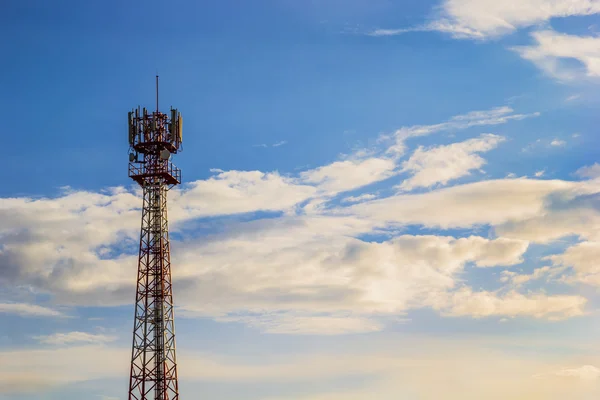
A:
127 77 183 400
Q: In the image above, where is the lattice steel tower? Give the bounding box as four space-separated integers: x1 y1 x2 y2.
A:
127 77 183 400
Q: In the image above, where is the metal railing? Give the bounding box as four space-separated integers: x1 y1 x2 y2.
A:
129 162 181 185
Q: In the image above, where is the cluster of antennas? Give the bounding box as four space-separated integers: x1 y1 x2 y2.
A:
128 107 183 162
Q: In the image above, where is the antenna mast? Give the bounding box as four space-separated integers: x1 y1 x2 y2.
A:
126 78 184 400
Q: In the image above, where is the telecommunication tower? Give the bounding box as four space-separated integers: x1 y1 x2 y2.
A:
127 76 183 400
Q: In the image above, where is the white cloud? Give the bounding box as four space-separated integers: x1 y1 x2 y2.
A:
368 22 485 39
535 170 545 177
429 287 586 320
2 168 599 333
372 2 600 82
302 106 536 199
299 157 396 195
500 266 556 287
368 28 415 37
172 170 317 221
1 103 591 334
0 343 417 393
4 336 600 398
494 180 600 243
546 241 600 286
514 30 600 81
369 2 600 82
554 365 600 380
9 191 531 327
351 175 600 246
264 343 600 400
173 232 534 330
533 365 600 382
398 134 505 190
369 1 600 40
384 106 538 156
342 193 377 203
576 163 600 179
0 173 317 307
34 331 117 345
0 346 127 394
0 188 142 300
565 94 581 102
426 19 488 38
0 303 65 318
522 138 569 152
256 141 288 148
216 314 384 335
436 0 600 39
349 178 575 229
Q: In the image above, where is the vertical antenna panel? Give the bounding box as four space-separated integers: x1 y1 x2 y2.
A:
177 114 182 144
170 109 177 143
128 111 134 145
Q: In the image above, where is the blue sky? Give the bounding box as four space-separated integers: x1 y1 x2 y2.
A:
2 0 600 399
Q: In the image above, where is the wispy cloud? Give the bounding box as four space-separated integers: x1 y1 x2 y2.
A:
397 133 505 191
299 157 396 195
500 266 558 288
217 313 383 335
368 28 415 37
5 335 600 396
342 193 378 203
0 303 65 318
431 287 585 320
383 106 539 156
369 1 600 81
369 0 600 40
34 331 117 346
576 163 600 179
565 94 581 102
368 22 485 40
513 30 600 81
523 137 567 152
441 0 600 40
554 365 600 380
547 241 600 286
253 141 288 148
2 104 590 336
534 365 600 381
